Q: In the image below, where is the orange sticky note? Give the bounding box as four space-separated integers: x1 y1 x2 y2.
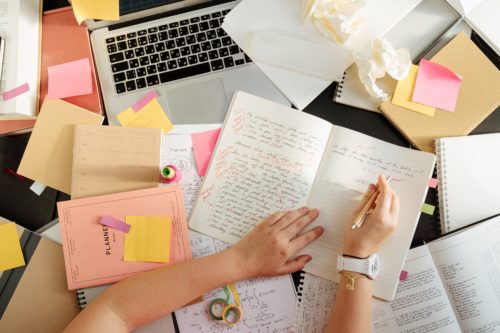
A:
48 58 93 99
0 223 25 271
124 216 171 263
117 99 173 134
191 128 222 176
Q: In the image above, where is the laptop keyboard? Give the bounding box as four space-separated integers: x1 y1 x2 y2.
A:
105 8 252 95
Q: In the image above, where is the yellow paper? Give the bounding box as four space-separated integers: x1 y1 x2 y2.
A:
72 0 120 25
392 65 436 117
124 216 171 263
0 223 25 271
117 99 173 134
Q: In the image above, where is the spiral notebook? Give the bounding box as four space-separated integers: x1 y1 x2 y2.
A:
436 133 500 233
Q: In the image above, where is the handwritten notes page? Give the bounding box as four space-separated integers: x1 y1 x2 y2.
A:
305 126 435 300
71 125 161 199
175 230 297 332
189 92 332 244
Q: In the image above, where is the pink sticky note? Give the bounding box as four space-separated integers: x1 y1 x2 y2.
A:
428 178 438 188
2 83 30 101
191 128 222 177
131 90 159 112
47 58 92 99
100 215 131 233
412 59 462 112
399 270 409 281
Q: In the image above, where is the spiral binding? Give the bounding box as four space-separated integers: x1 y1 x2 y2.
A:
76 289 88 309
435 139 448 234
333 71 347 101
293 271 306 333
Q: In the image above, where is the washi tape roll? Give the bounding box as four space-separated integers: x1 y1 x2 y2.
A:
208 298 228 321
222 305 243 325
160 165 182 183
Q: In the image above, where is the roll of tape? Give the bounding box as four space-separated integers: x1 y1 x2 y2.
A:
160 165 182 183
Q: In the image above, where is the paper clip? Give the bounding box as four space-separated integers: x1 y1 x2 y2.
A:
208 283 242 325
160 165 182 183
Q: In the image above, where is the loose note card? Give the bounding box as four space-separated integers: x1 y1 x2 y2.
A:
117 99 173 134
124 216 171 263
48 58 92 99
0 223 25 271
71 0 119 24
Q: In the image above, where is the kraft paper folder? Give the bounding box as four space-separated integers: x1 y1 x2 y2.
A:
380 32 500 153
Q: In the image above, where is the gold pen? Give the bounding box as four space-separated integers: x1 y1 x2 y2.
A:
351 175 392 230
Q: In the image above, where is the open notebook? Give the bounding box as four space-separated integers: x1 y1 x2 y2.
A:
436 133 500 233
189 91 435 301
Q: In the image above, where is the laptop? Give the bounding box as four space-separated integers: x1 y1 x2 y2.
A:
89 0 290 125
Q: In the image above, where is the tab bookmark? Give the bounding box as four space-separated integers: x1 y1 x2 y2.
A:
1 83 29 101
428 178 438 188
421 203 435 215
100 215 131 233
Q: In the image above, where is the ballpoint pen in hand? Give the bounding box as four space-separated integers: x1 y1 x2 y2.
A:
351 175 392 230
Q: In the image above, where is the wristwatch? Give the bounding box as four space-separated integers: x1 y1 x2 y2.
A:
336 253 381 280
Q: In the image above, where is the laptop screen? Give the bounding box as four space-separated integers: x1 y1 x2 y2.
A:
120 0 185 16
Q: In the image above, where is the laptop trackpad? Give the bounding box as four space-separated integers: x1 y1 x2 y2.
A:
165 78 228 124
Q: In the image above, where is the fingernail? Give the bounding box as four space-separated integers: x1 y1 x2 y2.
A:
306 256 312 263
368 184 376 192
302 206 309 213
316 226 324 235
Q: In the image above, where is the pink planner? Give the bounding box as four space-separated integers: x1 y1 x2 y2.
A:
57 185 192 290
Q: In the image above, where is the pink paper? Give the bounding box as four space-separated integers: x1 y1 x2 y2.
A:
412 59 462 112
428 178 438 188
399 270 409 281
2 83 30 101
100 215 131 233
47 58 93 99
131 90 159 112
191 128 222 177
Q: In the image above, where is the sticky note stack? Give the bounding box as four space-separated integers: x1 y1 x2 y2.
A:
124 216 172 263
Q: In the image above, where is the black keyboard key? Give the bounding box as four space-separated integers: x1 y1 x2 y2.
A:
196 32 207 42
147 65 157 74
179 26 189 36
115 82 126 93
223 56 234 68
235 59 244 66
180 46 191 56
109 52 124 63
206 30 217 40
222 36 232 46
126 80 136 91
201 41 211 51
125 50 135 60
180 19 189 26
140 56 150 66
146 75 159 86
191 44 201 53
106 37 115 44
190 17 200 23
208 50 218 59
186 35 196 44
148 27 158 33
116 35 126 41
136 67 147 77
229 45 239 55
157 63 167 72
129 59 140 68
158 31 168 41
222 9 230 15
211 12 221 18
176 37 186 47
211 39 221 49
159 24 168 31
136 78 147 89
126 70 136 79
217 28 227 37
198 52 208 62
189 24 199 34
210 59 223 71
188 55 198 64
169 22 179 28
166 40 176 49
145 45 155 54
150 54 160 63
219 47 228 57
245 54 252 63
178 57 188 67
107 44 117 53
128 39 138 48
135 47 145 57
167 60 178 70
138 36 148 46
170 49 180 58
201 14 210 20
168 29 179 39
138 30 147 36
113 72 126 82
199 21 209 31
148 34 158 43
127 32 137 38
117 41 127 51
155 42 166 52
160 51 170 61
209 19 220 29
160 62 211 83
111 61 129 73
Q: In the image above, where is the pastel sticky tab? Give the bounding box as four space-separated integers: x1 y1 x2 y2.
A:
0 223 26 271
421 203 435 215
100 215 131 233
1 83 30 101
428 178 438 188
399 270 409 281
48 58 93 99
191 128 222 177
131 90 159 112
30 181 47 196
124 216 171 263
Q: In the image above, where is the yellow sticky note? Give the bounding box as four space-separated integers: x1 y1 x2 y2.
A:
0 223 25 271
71 0 120 25
392 65 436 117
124 216 171 263
117 99 173 134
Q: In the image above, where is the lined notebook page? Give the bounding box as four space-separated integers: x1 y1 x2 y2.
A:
305 126 435 300
189 92 332 244
71 125 161 199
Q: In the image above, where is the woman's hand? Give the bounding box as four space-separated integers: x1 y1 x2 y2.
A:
343 174 400 258
229 207 324 279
